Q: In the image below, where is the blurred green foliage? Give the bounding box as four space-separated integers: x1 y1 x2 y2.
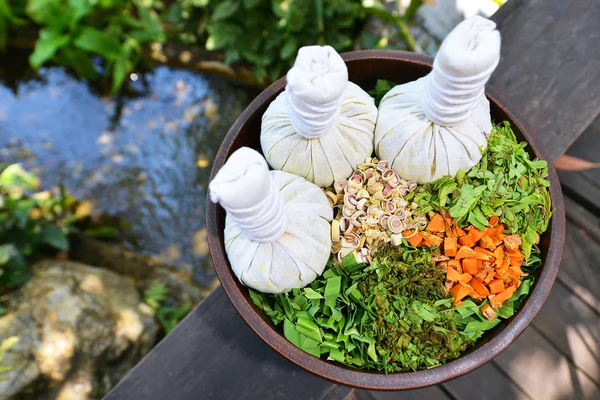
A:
0 0 422 90
143 282 192 334
0 164 80 302
0 336 19 381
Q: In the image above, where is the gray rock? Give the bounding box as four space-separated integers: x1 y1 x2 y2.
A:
0 261 156 400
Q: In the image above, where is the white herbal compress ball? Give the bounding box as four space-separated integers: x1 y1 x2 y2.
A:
209 147 333 293
261 45 377 188
375 16 501 183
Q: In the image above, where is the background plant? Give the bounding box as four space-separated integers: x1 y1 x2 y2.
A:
0 0 426 91
0 336 18 381
0 164 79 307
143 282 192 334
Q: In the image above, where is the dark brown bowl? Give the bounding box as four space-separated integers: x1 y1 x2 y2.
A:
206 50 566 390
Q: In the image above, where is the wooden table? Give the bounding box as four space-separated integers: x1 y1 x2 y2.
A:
105 1 600 399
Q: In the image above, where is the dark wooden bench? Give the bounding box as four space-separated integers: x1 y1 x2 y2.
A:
105 1 600 399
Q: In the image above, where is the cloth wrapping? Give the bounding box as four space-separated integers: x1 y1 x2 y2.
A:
262 45 377 188
209 147 333 293
375 16 501 183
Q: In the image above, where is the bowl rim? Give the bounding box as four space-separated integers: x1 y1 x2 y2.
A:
206 50 566 390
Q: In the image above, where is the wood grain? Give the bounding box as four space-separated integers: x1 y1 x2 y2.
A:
494 328 600 400
491 0 600 161
355 386 450 400
558 220 600 312
442 362 531 400
532 281 600 385
104 287 353 400
559 116 600 214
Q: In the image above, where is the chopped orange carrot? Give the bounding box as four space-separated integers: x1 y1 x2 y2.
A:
446 267 461 282
479 235 496 250
426 213 447 233
504 235 522 253
468 227 486 243
495 224 505 234
450 284 471 305
459 273 473 284
481 304 497 320
420 231 443 247
462 258 479 275
473 268 487 282
489 216 499 226
509 257 523 267
484 227 497 237
470 279 490 297
456 246 477 260
509 265 524 276
497 258 510 276
484 270 496 284
474 247 494 261
455 226 467 238
494 246 504 269
508 267 522 280
441 212 454 227
489 279 505 294
444 236 458 257
535 232 540 245
458 234 476 248
490 286 516 308
403 230 423 247
448 259 462 273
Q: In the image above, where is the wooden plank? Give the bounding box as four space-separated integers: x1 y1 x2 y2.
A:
442 362 531 400
355 386 451 400
558 219 600 312
494 327 600 400
490 0 600 161
563 196 600 244
559 117 600 215
532 280 600 385
104 287 351 400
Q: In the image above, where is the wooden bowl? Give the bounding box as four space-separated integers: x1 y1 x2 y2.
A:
206 50 566 390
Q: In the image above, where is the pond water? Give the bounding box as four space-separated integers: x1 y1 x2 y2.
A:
0 57 255 287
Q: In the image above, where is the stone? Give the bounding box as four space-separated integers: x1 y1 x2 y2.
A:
0 261 156 400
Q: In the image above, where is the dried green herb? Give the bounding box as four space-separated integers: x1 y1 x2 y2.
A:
360 245 474 372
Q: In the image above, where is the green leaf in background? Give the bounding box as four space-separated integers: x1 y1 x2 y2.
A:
211 0 239 21
29 29 70 70
0 164 40 191
59 47 99 79
74 27 122 60
40 225 69 250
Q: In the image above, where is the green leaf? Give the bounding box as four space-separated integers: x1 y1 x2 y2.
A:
0 336 18 351
41 225 69 250
59 47 99 79
211 0 239 21
0 164 39 190
324 276 341 308
29 29 70 70
303 287 323 300
280 38 298 60
464 318 501 333
74 27 122 60
0 244 16 265
296 317 322 342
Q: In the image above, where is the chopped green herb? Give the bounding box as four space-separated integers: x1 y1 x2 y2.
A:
408 122 552 260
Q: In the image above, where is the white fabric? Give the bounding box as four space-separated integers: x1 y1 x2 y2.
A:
262 47 376 188
209 147 333 293
285 45 348 139
375 16 500 183
209 147 287 243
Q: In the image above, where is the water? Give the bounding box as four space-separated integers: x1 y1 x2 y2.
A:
0 60 255 286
